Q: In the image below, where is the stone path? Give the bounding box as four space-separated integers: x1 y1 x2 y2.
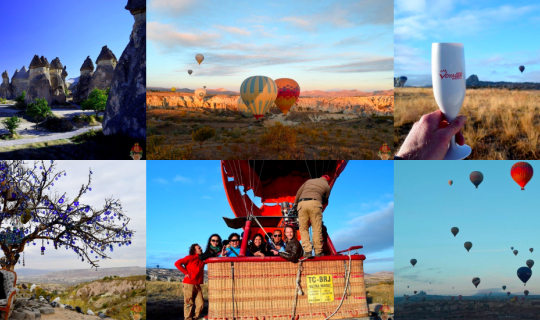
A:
0 126 102 147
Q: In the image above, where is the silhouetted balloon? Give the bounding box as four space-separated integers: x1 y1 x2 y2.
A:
414 291 417 294
531 248 534 253
470 171 483 188
527 259 534 269
448 180 453 186
507 292 511 296
519 65 525 73
400 76 408 86
517 267 532 286
511 162 533 190
407 286 409 288
514 250 519 256
464 241 472 252
410 259 417 267
472 277 481 288
188 70 193 75
196 54 204 65
525 290 529 297
512 247 514 250
451 227 459 237
503 285 506 290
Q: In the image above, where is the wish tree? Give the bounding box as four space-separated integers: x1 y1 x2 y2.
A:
0 160 134 271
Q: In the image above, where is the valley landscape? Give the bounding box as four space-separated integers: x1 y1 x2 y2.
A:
146 90 393 160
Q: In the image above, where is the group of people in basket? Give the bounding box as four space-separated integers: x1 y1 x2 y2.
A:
175 175 332 320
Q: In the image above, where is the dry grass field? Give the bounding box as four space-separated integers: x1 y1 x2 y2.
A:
147 108 393 160
395 87 540 160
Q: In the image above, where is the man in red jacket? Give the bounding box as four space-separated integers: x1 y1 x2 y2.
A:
175 244 205 320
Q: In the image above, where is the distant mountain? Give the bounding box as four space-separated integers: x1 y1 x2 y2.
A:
14 268 64 277
367 271 394 278
466 74 540 89
18 266 145 285
300 89 393 97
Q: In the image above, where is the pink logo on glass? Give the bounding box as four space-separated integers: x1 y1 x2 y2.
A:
439 69 462 80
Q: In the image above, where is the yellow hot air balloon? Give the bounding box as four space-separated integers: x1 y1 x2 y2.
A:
274 78 300 115
194 88 206 102
240 76 278 120
171 87 176 92
237 96 253 118
195 54 204 65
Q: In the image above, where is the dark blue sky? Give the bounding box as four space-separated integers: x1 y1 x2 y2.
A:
0 0 133 81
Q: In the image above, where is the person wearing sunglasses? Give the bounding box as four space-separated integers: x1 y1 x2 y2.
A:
294 175 331 258
222 233 248 257
175 244 205 320
268 229 286 256
278 225 304 263
200 233 223 261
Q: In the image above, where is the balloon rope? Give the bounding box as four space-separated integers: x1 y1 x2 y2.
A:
324 251 352 320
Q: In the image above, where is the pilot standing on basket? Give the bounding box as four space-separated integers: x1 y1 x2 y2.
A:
294 175 331 258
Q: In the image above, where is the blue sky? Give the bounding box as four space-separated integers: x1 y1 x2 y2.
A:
0 1 132 82
146 160 394 274
395 161 539 297
395 0 540 86
147 0 394 92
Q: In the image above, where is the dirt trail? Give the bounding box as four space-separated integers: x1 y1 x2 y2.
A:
41 308 97 319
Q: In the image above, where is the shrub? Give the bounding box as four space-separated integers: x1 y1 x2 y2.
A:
26 98 52 129
259 122 297 152
81 88 108 116
0 97 6 104
14 91 26 110
191 126 216 148
72 115 82 123
2 116 21 136
42 116 74 132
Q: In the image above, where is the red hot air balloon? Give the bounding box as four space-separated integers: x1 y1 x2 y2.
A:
511 162 533 190
448 180 453 186
274 78 300 115
470 171 483 188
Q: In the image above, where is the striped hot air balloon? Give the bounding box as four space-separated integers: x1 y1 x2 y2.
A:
240 76 278 120
511 162 533 190
274 78 300 115
236 96 253 118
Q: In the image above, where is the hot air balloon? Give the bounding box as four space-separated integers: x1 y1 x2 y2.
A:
517 267 532 286
458 295 462 301
451 227 459 237
240 76 278 120
196 54 204 65
188 70 193 75
511 162 533 190
512 247 514 250
274 78 300 115
414 291 417 294
531 248 534 253
527 259 534 269
410 259 417 267
525 290 529 296
464 241 472 252
514 250 519 256
519 65 525 73
236 96 253 118
470 171 483 188
448 180 453 186
194 88 206 102
472 277 481 288
171 87 176 92
507 292 511 296
407 286 409 288
503 285 506 290
399 76 408 87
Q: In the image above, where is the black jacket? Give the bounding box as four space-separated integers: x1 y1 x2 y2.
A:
200 247 221 261
279 239 304 263
249 243 270 256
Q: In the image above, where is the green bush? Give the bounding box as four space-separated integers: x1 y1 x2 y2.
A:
191 126 215 148
72 115 82 123
14 91 26 110
42 116 74 132
0 97 6 104
26 98 52 129
81 88 108 116
2 116 21 136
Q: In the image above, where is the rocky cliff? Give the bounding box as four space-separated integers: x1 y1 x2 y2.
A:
0 70 13 99
147 93 394 116
103 0 146 140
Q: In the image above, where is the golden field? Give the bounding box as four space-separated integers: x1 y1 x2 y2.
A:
395 88 540 159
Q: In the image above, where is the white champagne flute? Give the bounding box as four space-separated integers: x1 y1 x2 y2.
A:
432 43 471 160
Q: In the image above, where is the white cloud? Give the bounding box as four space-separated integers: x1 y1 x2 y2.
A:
148 21 220 49
214 25 251 36
174 175 191 183
153 177 169 184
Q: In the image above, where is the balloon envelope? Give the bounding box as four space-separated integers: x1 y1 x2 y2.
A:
470 171 483 188
472 277 481 288
527 259 534 269
188 70 193 75
448 180 453 186
240 76 278 120
519 65 525 73
464 241 472 252
196 54 204 65
451 227 459 237
236 96 253 118
410 259 417 267
503 285 506 290
511 162 533 190
525 290 529 296
274 78 300 115
507 292 511 296
194 88 206 101
514 250 519 256
517 267 532 285
531 248 534 253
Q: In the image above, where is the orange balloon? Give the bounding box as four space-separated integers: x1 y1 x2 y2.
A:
274 78 300 115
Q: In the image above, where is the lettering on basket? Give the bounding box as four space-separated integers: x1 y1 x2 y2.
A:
307 274 334 303
439 70 462 80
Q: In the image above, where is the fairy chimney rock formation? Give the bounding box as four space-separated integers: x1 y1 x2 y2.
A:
49 57 67 104
61 66 68 82
0 70 14 99
26 55 53 104
11 66 30 98
89 46 117 92
103 0 146 140
73 56 95 103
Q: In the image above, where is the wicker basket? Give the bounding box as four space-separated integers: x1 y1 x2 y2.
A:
207 255 368 320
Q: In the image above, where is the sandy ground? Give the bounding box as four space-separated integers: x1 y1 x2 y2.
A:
41 308 97 319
